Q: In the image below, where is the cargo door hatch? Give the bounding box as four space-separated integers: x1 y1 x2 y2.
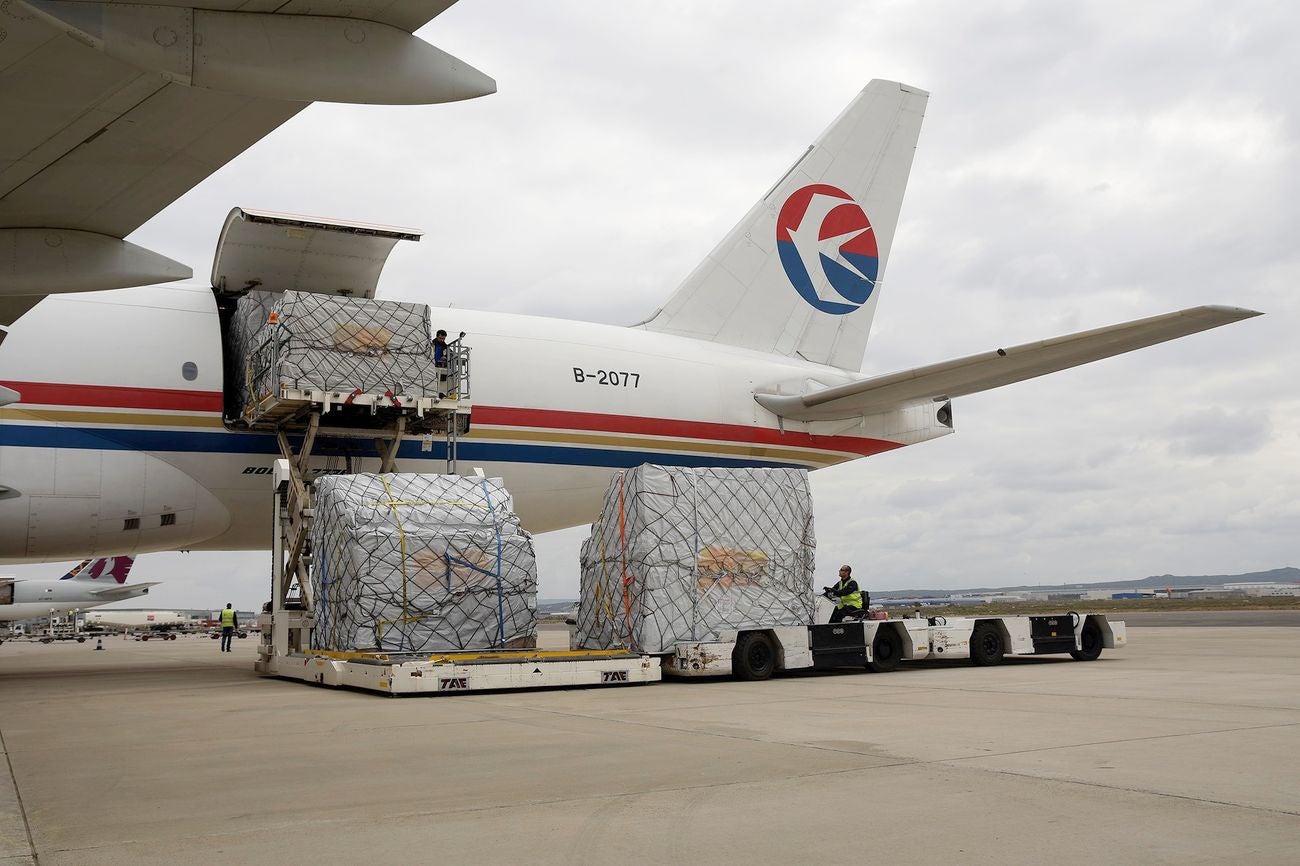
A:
210 207 422 299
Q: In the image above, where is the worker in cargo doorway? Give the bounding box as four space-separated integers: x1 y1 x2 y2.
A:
433 329 449 397
824 565 865 623
219 603 238 652
433 329 448 365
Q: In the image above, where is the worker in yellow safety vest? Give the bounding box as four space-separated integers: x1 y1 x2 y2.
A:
219 603 238 653
823 565 865 624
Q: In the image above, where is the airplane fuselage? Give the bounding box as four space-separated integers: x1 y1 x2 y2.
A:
0 284 950 562
0 578 152 621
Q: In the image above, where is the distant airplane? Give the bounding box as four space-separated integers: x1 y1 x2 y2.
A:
0 3 1261 562
0 556 156 621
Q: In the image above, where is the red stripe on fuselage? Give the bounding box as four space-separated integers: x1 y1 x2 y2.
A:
473 406 897 457
0 380 223 413
0 382 898 458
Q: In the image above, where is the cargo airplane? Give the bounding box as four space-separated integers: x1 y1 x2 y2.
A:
0 556 154 621
0 4 1259 562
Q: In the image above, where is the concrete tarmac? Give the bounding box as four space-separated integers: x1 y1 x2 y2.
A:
2 628 1298 865
1111 609 1300 627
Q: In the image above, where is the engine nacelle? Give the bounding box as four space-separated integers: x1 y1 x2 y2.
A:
0 443 230 562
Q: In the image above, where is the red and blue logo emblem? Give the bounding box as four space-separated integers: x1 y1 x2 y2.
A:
776 184 879 315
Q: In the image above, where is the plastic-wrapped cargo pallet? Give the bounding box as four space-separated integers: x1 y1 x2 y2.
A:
310 473 537 653
576 465 816 653
229 290 442 425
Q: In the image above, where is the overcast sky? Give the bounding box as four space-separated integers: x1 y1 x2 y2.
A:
7 0 1296 610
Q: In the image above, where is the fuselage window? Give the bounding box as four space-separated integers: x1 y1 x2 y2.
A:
182 361 198 381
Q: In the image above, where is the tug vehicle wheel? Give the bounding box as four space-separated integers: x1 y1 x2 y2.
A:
1070 620 1104 661
970 623 1005 666
733 632 777 681
866 628 902 673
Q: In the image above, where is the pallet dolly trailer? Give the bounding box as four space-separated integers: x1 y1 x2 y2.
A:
668 611 1127 680
257 641 660 695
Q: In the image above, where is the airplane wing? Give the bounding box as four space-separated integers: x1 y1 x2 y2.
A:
88 582 160 599
0 0 492 340
755 306 1263 422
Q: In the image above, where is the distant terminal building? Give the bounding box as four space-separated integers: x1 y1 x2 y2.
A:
1022 590 1093 602
1223 583 1300 597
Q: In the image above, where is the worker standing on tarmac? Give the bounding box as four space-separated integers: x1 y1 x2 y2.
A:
823 565 865 623
219 603 238 652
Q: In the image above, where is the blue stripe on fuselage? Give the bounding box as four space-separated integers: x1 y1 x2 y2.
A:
0 423 808 471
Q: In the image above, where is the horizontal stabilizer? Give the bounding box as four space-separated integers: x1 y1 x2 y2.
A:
755 306 1262 421
89 582 159 599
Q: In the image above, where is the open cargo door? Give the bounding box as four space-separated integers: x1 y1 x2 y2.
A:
210 207 421 298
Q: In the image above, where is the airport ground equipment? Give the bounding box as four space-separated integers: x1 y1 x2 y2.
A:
239 287 473 677
666 611 1126 679
256 639 660 695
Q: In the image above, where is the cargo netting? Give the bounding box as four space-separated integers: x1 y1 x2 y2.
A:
576 465 816 653
229 290 443 425
310 474 537 653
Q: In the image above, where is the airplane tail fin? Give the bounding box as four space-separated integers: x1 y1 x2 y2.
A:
639 79 928 371
60 556 135 584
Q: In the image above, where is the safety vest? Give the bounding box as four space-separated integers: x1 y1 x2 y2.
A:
220 608 236 627
835 578 863 610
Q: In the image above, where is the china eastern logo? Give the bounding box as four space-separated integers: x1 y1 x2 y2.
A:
776 184 879 315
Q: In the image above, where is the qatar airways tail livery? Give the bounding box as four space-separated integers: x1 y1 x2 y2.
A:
0 80 1259 562
1 556 156 621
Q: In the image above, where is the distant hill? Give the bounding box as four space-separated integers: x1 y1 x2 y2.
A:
874 567 1300 599
537 598 577 615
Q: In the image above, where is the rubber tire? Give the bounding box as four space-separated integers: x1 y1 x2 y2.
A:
969 623 1004 666
866 627 903 673
1070 620 1104 661
732 632 777 681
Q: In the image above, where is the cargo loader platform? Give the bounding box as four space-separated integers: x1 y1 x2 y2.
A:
243 387 464 432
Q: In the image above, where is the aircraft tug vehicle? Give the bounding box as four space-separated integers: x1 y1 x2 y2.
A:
668 609 1123 681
